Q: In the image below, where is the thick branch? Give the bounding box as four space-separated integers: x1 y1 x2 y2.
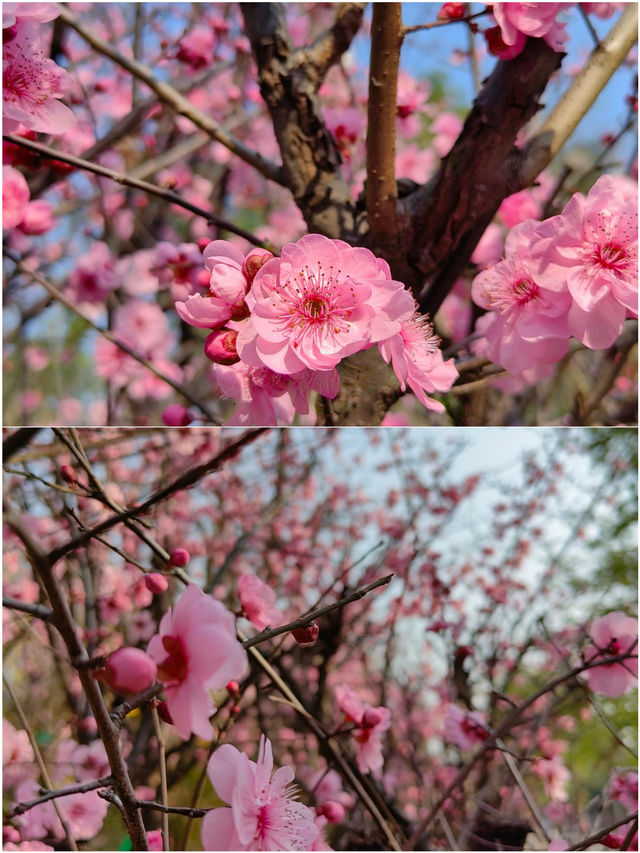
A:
524 3 638 181
56 5 285 186
241 3 360 239
403 38 562 316
301 3 366 81
4 513 149 850
366 4 402 252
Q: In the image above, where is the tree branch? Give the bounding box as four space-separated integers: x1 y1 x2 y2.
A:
243 572 393 648
56 4 285 186
241 2 360 239
3 596 54 622
366 4 402 253
524 3 638 181
3 133 270 249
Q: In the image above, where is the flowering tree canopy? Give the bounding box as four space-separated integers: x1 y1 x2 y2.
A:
2 2 638 425
3 427 637 850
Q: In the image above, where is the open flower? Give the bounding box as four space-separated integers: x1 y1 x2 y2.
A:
147 585 248 739
236 234 414 374
238 573 282 630
335 685 390 775
202 735 319 851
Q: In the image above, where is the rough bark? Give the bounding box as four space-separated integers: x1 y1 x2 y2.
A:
241 3 364 240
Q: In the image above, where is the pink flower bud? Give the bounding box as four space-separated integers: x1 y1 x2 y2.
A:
96 647 157 694
60 464 76 486
242 248 274 287
162 404 194 427
169 548 190 567
147 830 164 851
291 622 320 646
145 573 169 594
318 801 345 823
361 707 385 729
226 680 240 696
197 237 210 253
231 704 240 715
437 2 465 20
204 329 240 365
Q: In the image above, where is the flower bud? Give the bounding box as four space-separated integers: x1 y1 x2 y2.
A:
361 707 384 729
169 548 190 567
197 237 210 253
60 464 76 486
226 680 240 696
437 2 465 20
145 572 169 594
95 647 157 694
291 622 319 646
242 248 274 287
318 801 345 823
204 329 240 365
161 404 194 427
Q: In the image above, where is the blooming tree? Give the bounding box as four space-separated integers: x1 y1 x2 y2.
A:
3 426 637 850
2 2 638 425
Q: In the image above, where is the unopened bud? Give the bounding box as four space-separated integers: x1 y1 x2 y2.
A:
161 404 194 427
95 647 157 694
318 801 345 823
226 680 240 696
242 248 274 287
169 548 190 568
231 704 240 715
437 2 465 20
197 237 210 253
291 622 319 646
204 329 239 365
145 572 169 594
60 464 76 486
361 707 384 729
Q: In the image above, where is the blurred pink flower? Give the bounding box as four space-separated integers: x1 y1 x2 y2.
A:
431 112 463 159
3 21 75 134
238 574 282 630
67 242 119 305
202 735 319 851
237 234 414 374
3 165 30 230
176 25 216 69
335 685 391 775
583 611 638 697
3 720 37 789
443 704 489 751
147 584 248 739
532 755 570 801
56 790 109 839
498 189 541 229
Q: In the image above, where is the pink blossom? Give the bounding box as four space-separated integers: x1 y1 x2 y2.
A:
56 790 109 839
147 584 248 739
431 112 463 159
19 199 54 235
147 830 164 851
378 312 458 412
581 3 624 17
202 735 319 851
238 573 283 630
583 611 638 697
3 720 37 789
490 4 571 57
3 4 59 27
471 223 505 268
608 769 638 812
162 404 194 426
498 189 542 229
67 242 119 305
335 685 391 775
471 219 572 373
3 21 75 134
176 25 216 69
236 234 414 374
214 360 339 426
532 756 570 802
2 165 30 229
113 301 173 354
443 704 490 751
532 175 638 349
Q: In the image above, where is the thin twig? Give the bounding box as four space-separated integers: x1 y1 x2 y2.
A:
568 811 638 850
151 707 170 852
243 573 394 648
10 776 114 816
3 596 54 621
56 5 285 186
3 133 270 249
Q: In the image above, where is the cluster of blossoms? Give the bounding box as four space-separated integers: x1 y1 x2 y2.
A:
471 175 638 385
334 685 391 775
175 235 458 424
